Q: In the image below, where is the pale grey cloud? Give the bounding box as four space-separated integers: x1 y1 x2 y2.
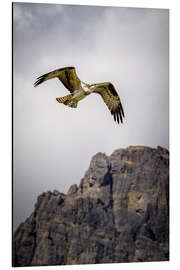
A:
13 3 169 230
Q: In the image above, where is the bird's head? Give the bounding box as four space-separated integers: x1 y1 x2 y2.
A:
90 84 97 90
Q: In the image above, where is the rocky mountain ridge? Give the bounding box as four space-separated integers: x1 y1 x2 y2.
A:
13 145 169 266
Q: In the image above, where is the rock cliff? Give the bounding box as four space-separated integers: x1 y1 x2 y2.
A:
13 146 169 266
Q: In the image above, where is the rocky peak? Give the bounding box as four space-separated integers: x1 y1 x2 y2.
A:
13 146 169 266
67 184 78 196
79 152 110 188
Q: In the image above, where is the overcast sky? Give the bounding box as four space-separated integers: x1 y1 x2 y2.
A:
13 3 169 230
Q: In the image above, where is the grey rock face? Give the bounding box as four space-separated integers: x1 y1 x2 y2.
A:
13 146 169 266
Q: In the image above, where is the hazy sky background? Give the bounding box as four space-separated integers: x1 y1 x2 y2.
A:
13 3 169 230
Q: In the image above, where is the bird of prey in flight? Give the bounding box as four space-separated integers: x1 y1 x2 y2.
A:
34 67 124 124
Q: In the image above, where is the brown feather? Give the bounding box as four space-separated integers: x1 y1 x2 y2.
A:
93 82 124 124
34 67 80 93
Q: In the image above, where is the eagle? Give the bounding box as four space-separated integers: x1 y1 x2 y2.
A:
34 67 124 124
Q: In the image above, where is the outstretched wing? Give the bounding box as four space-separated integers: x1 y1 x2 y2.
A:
34 67 81 93
93 82 124 124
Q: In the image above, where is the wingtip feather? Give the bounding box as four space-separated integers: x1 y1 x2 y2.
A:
34 75 46 87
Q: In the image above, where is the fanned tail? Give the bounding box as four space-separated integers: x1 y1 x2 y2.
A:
56 94 73 105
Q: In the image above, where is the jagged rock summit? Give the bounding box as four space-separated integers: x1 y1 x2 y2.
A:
13 146 169 266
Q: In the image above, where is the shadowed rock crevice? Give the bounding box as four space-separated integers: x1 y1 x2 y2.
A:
13 146 169 266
